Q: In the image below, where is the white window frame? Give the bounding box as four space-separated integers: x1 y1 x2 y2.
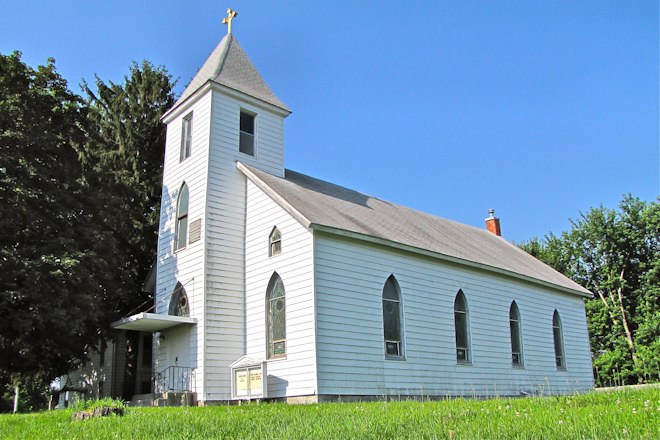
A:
553 310 566 369
509 301 524 367
239 110 256 157
175 183 189 251
268 227 281 257
266 272 286 359
454 290 472 364
382 275 405 360
180 113 193 162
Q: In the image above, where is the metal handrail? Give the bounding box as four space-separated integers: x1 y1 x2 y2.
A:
154 366 196 393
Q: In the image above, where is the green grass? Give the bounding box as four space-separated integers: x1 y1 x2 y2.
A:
1 388 658 439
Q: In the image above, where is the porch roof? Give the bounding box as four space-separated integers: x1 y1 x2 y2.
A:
111 312 197 332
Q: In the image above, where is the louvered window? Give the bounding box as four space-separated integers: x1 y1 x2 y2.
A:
175 183 189 251
509 301 523 366
269 227 281 257
239 111 255 156
454 290 471 363
553 310 566 369
383 275 404 358
267 273 286 358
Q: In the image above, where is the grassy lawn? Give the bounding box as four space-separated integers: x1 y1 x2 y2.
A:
1 387 658 439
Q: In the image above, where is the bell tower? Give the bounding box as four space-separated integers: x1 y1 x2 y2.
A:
155 11 290 401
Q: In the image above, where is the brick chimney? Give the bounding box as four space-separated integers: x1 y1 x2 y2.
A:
485 209 501 236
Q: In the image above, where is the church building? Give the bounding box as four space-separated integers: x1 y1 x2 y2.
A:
113 14 594 405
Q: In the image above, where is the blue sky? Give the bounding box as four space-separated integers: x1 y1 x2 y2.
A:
1 1 658 243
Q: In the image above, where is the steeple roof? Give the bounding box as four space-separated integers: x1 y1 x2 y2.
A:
174 34 290 113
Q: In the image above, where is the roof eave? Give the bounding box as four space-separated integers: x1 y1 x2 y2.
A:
310 224 593 298
162 80 291 123
209 81 291 115
161 81 214 123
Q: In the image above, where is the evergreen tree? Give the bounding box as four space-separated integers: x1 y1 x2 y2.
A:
82 61 176 303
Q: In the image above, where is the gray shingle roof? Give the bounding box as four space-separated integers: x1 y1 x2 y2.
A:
174 34 290 112
239 163 591 297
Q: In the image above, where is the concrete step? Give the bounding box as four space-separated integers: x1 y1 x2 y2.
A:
129 391 197 407
129 393 159 407
129 399 154 407
160 392 197 407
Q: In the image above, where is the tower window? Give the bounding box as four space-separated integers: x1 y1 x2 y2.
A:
180 113 192 161
175 183 189 251
239 111 255 156
168 282 190 317
269 227 281 257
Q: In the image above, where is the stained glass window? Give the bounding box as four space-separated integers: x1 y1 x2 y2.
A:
269 227 281 257
168 283 190 317
267 273 286 358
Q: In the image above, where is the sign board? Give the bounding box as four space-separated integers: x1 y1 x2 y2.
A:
230 356 267 399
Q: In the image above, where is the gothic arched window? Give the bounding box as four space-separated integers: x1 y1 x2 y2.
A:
175 183 189 251
267 273 286 358
269 227 281 257
553 310 566 369
509 301 523 366
454 290 471 363
168 283 189 317
382 275 404 358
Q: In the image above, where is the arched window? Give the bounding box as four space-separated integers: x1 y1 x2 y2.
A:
269 227 281 257
168 283 189 317
509 301 523 366
553 310 566 369
454 290 471 363
175 183 189 250
382 275 403 358
266 273 286 358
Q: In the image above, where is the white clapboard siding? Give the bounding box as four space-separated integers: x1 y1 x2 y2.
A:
244 179 317 398
314 232 593 397
201 90 287 401
155 91 212 395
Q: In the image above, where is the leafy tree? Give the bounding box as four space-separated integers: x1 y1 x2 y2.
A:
0 52 126 395
0 54 175 411
519 195 660 385
81 61 176 304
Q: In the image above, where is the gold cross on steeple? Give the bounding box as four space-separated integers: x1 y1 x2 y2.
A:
222 8 238 34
